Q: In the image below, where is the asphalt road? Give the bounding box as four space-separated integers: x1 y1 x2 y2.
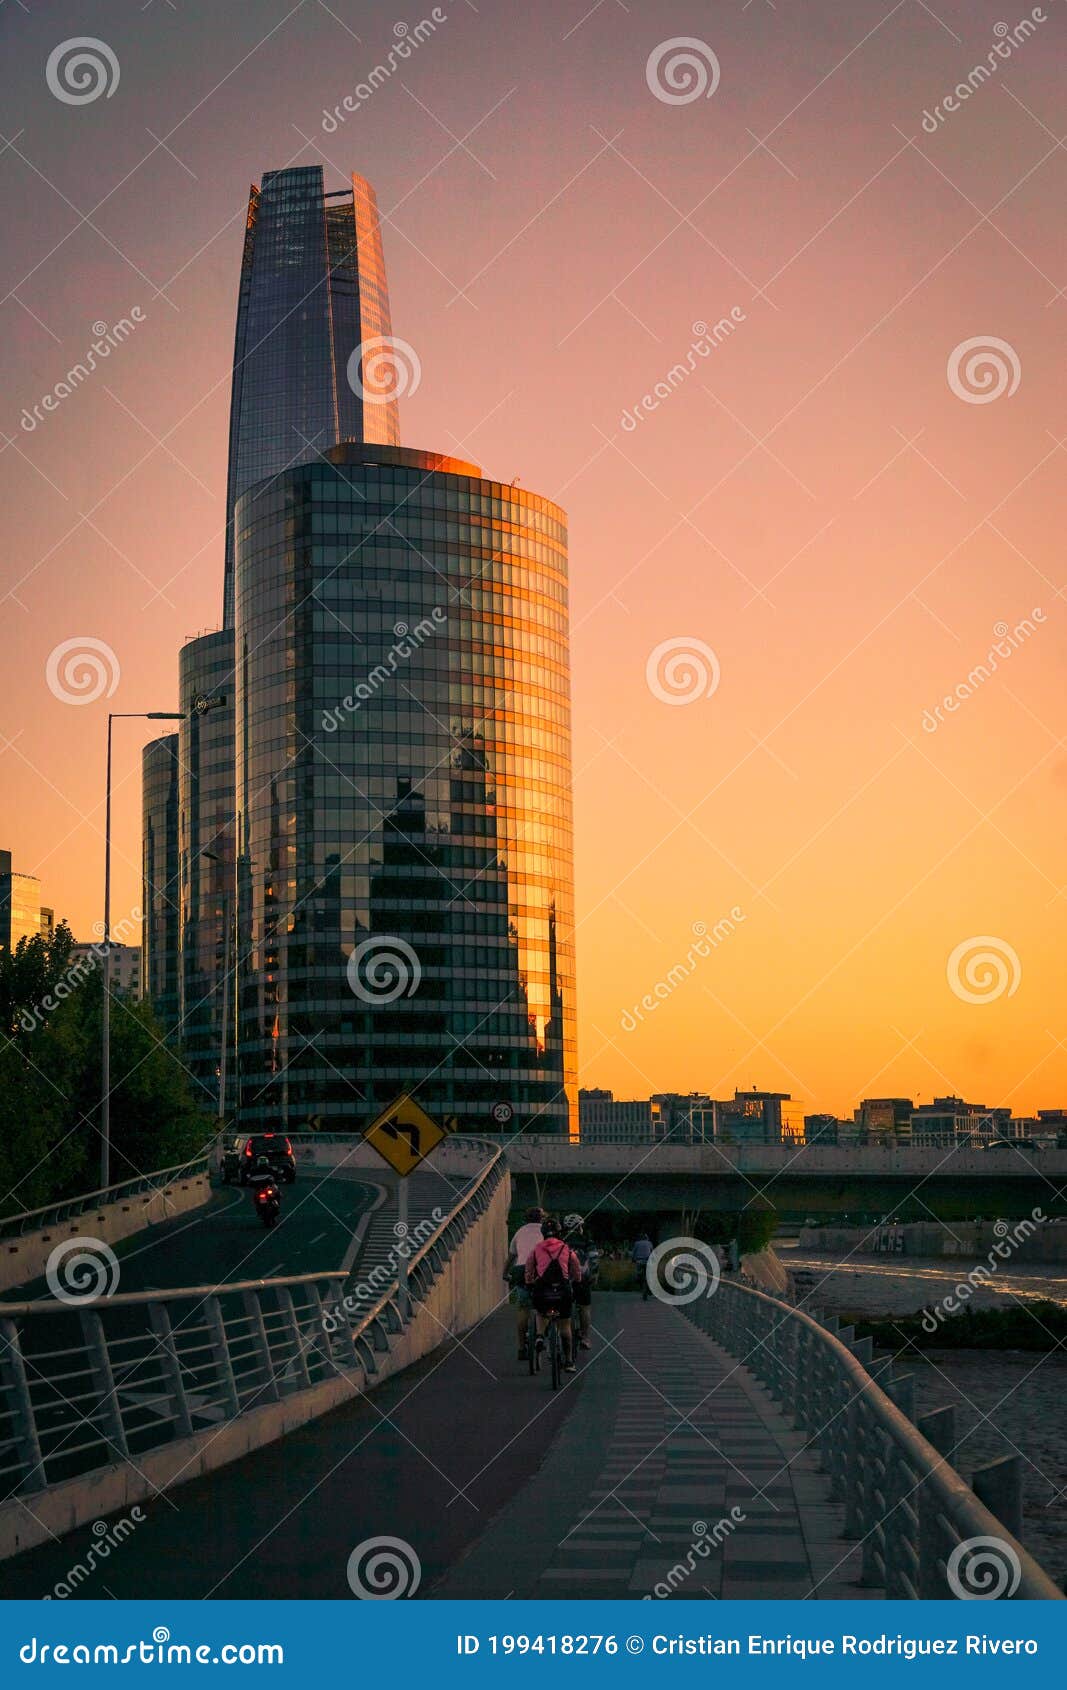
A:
20 1171 380 1300
3 1304 586 1599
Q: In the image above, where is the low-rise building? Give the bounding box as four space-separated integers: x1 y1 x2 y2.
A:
909 1096 1011 1148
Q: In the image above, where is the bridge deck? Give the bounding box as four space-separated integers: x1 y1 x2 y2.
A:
2 1294 872 1601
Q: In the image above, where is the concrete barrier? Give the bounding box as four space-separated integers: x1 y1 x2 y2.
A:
0 1172 212 1295
0 1158 510 1560
797 1216 1067 1262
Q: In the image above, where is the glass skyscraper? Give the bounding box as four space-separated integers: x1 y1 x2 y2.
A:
145 163 578 1137
234 444 576 1136
140 735 181 1034
177 630 237 1113
223 165 399 627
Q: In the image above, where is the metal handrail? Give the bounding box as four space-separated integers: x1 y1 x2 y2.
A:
0 1140 506 1501
689 1276 1063 1600
0 1155 212 1241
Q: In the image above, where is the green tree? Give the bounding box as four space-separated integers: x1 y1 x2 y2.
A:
0 925 212 1217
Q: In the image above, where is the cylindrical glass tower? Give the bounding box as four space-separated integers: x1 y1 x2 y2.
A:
140 733 181 1035
178 630 237 1115
234 443 576 1136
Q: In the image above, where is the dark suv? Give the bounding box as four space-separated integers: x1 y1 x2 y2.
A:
220 1133 297 1185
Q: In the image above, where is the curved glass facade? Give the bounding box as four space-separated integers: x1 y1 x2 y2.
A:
234 444 576 1136
141 734 180 1034
223 165 399 626
178 630 237 1114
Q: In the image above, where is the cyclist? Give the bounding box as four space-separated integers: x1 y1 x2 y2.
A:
631 1231 653 1298
564 1213 599 1351
504 1206 545 1361
525 1216 582 1372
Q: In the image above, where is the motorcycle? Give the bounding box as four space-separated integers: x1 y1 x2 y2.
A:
249 1164 281 1228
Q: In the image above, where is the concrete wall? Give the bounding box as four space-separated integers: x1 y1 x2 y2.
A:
0 1172 212 1294
506 1140 1067 1179
796 1218 1067 1262
0 1164 510 1561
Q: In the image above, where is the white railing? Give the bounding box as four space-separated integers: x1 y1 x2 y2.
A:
0 1144 504 1498
690 1277 1062 1600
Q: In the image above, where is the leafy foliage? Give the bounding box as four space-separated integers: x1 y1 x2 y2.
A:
0 923 213 1218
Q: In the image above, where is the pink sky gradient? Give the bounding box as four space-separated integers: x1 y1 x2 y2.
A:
2 0 1065 1119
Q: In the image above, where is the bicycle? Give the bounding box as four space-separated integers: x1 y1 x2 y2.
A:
525 1316 540 1376
544 1308 563 1390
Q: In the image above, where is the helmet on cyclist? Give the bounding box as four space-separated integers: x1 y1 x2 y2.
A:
541 1215 563 1239
563 1212 584 1234
524 1206 545 1224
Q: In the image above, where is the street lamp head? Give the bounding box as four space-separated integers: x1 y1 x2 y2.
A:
146 711 185 720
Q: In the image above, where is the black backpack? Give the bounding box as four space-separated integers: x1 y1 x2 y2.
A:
535 1245 567 1293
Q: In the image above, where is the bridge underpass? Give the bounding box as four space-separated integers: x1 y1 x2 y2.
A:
504 1140 1067 1225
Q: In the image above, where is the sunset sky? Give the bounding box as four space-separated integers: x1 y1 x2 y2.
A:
2 0 1065 1120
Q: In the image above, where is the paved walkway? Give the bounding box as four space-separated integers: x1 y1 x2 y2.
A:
436 1298 867 1599
3 1295 870 1600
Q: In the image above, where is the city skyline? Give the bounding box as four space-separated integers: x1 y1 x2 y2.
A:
3 0 1066 1122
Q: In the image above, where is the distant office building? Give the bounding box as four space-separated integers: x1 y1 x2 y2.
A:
178 630 236 1114
223 165 399 626
234 443 576 1136
689 1088 798 1142
910 1096 1011 1148
0 850 42 953
854 1097 914 1142
39 907 54 939
804 1113 841 1145
141 734 181 1034
71 941 141 997
579 1090 655 1144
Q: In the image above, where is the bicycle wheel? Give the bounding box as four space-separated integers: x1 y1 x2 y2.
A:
548 1319 561 1390
527 1323 536 1375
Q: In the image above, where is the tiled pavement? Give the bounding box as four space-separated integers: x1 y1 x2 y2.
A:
435 1298 871 1599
